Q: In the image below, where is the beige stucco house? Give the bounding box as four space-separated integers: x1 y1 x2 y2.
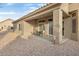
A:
13 3 79 44
0 18 13 32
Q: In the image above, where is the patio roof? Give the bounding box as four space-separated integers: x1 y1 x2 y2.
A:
13 3 61 23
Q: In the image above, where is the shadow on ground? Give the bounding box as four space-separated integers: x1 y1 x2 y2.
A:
0 31 9 39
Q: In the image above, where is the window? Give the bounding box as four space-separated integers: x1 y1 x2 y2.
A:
2 27 3 30
18 24 21 31
11 27 13 29
62 21 64 36
48 19 53 21
38 24 45 35
48 19 53 35
39 24 45 31
39 20 45 23
72 19 76 33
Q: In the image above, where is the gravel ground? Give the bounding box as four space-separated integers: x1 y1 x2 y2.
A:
0 32 79 56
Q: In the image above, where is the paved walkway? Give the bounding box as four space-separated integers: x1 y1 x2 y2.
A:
0 32 79 56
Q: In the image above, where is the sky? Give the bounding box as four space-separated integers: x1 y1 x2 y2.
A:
0 3 46 21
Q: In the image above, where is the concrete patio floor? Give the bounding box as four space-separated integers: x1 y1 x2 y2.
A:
0 32 79 56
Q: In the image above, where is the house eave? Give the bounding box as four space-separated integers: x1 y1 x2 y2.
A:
13 3 61 23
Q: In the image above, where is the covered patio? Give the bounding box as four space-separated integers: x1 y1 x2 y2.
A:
22 4 69 44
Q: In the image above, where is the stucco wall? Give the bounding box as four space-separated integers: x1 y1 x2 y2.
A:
76 10 79 41
69 3 79 12
64 17 72 39
64 16 77 41
71 16 77 41
22 20 34 39
13 20 23 35
13 20 36 39
61 3 69 14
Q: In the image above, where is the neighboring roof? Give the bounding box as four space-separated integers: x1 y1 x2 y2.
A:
0 18 13 23
13 3 60 23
